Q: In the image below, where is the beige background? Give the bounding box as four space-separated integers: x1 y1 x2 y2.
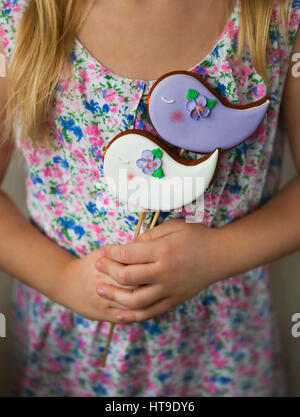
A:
0 145 299 397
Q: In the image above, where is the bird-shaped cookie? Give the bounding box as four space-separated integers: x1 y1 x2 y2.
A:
147 71 270 153
103 130 221 212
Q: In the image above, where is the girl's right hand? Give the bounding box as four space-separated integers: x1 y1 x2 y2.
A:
53 249 132 323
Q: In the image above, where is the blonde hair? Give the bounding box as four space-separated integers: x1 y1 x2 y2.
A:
5 0 291 146
238 0 291 78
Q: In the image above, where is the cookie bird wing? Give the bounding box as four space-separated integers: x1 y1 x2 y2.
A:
103 130 221 212
148 71 270 153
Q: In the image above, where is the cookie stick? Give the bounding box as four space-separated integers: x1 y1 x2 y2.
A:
101 209 159 367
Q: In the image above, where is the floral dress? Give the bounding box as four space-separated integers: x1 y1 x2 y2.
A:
0 0 299 397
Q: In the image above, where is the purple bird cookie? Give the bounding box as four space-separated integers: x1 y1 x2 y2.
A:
147 71 270 153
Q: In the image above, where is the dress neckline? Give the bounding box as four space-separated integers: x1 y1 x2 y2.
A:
74 0 239 86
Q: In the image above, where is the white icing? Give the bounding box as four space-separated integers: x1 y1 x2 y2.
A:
161 96 175 104
103 133 219 211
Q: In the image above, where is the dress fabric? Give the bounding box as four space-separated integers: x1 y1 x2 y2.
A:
0 0 299 397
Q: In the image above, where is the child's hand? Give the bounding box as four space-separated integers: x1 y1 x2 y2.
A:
95 219 227 323
54 249 136 323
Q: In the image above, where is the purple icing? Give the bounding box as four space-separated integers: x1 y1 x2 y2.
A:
136 150 162 175
186 95 211 120
148 73 269 153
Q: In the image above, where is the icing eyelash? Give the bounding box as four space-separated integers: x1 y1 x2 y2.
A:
161 96 175 104
117 156 130 165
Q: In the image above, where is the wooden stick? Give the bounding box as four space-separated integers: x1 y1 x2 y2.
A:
101 321 116 367
179 148 185 157
101 208 146 367
134 209 146 238
149 211 160 230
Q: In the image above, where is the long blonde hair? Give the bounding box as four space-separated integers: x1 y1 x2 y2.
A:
5 0 291 146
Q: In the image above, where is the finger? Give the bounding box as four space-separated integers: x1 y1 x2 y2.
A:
101 241 158 264
97 270 137 291
107 300 128 310
97 284 164 310
137 218 184 242
96 257 158 286
114 298 171 324
103 297 130 310
105 308 132 325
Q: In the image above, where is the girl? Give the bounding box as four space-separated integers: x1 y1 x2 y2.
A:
0 0 299 397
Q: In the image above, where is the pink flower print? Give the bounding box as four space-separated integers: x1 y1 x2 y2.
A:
195 344 205 354
54 207 64 216
85 125 101 137
19 137 32 151
28 152 41 165
131 93 140 102
103 89 117 103
89 167 101 180
128 327 143 343
73 149 88 165
111 106 118 113
244 164 258 176
41 167 52 177
36 192 46 201
87 223 102 237
61 379 74 393
119 362 130 373
73 185 83 195
78 70 90 82
89 136 104 148
52 165 64 180
227 21 239 38
117 229 127 239
206 384 217 394
2 37 9 50
75 80 86 94
221 62 232 74
211 352 229 368
75 246 88 256
88 373 98 382
236 65 251 81
57 99 65 114
74 175 84 186
45 358 61 373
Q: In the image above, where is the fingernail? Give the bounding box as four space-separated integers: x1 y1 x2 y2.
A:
97 288 106 297
116 314 125 321
95 261 102 271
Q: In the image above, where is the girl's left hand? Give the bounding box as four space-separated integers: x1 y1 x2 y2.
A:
95 219 228 323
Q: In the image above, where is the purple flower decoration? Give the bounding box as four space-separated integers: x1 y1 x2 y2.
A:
136 150 162 176
186 94 211 121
